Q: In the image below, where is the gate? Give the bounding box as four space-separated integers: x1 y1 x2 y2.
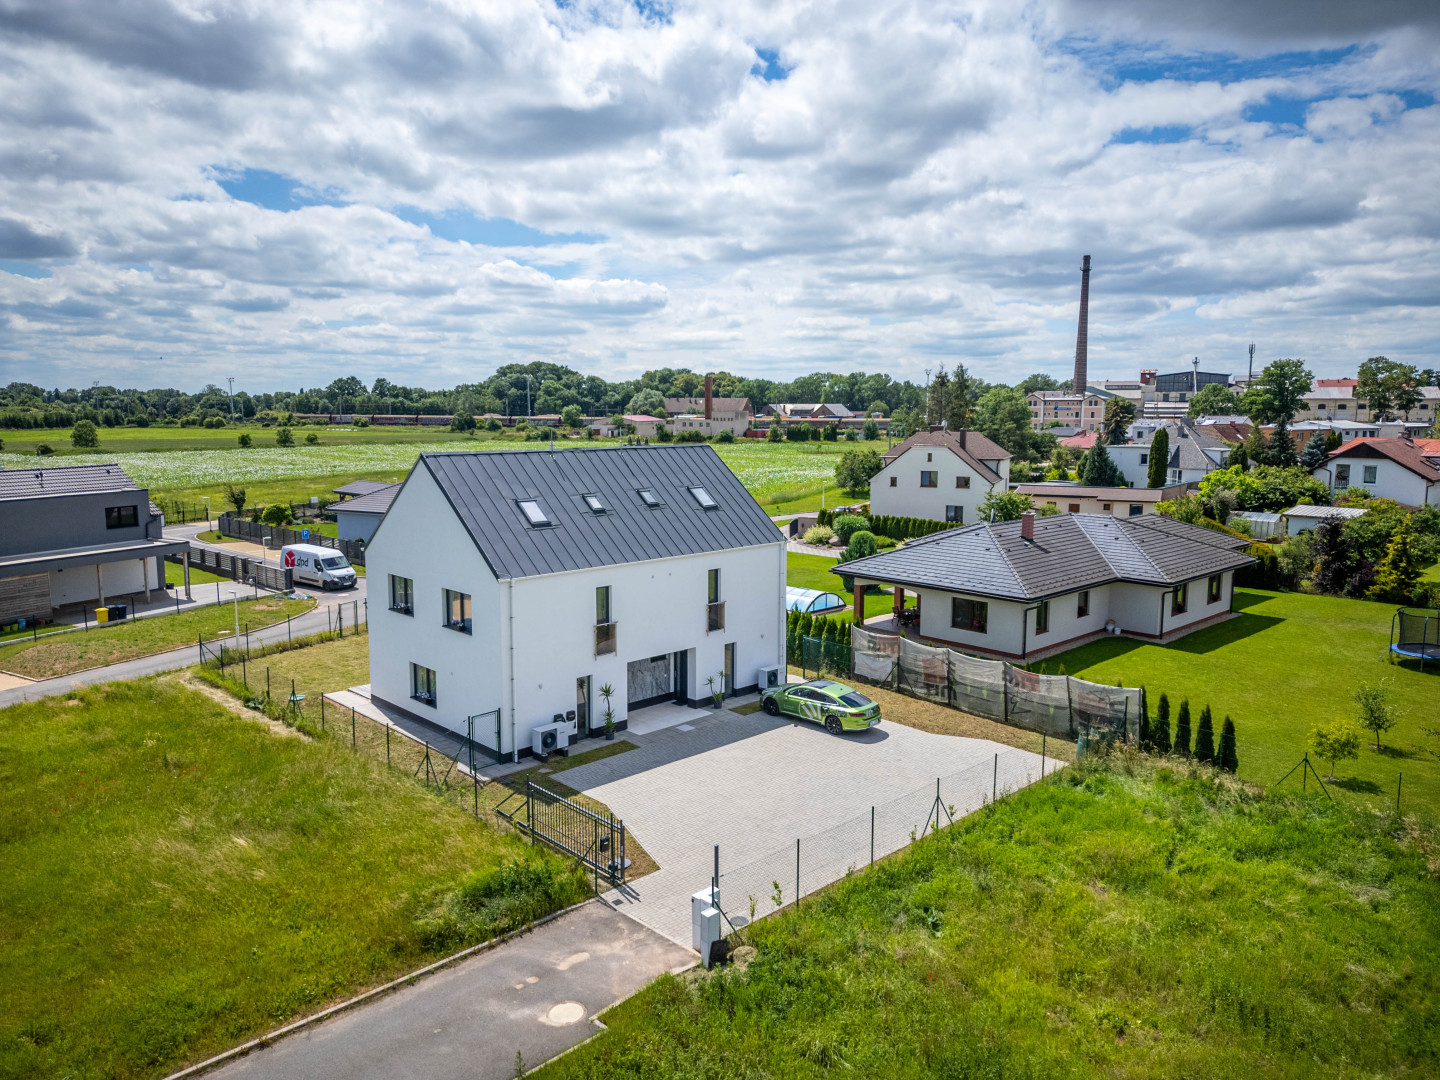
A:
496 779 628 886
467 710 505 767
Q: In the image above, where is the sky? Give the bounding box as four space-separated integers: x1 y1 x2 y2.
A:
0 0 1437 393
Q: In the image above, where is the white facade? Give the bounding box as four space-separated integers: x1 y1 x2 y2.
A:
48 558 159 607
1312 455 1440 506
870 444 1010 525
366 463 785 760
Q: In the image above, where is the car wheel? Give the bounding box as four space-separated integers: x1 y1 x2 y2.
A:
824 713 843 735
763 697 780 716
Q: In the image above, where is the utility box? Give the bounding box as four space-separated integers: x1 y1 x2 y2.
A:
692 886 719 953
698 907 722 969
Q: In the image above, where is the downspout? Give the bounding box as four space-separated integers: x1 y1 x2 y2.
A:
1020 604 1039 662
504 577 518 762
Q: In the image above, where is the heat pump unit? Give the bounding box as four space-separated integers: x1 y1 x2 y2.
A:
757 664 783 689
532 722 567 758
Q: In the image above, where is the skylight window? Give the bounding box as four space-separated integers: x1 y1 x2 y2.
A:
582 494 606 514
518 499 551 527
637 488 661 508
688 486 718 509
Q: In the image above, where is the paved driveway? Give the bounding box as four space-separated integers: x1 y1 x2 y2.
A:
562 704 1049 946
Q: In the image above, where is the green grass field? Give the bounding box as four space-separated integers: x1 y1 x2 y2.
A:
537 754 1440 1079
1042 589 1440 817
0 595 312 680
0 677 587 1080
163 561 227 586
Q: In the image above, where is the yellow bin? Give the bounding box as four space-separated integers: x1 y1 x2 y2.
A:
95 607 109 623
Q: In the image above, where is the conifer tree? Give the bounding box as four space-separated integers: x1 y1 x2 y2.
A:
1154 693 1172 753
1174 700 1192 756
1298 430 1329 470
1147 428 1169 487
1218 717 1239 773
1194 706 1215 764
1138 688 1151 749
1367 516 1421 605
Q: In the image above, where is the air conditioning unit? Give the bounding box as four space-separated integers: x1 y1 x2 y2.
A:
532 721 568 759
757 664 783 689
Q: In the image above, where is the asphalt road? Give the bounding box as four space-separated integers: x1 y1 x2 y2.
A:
205 900 694 1080
0 526 366 709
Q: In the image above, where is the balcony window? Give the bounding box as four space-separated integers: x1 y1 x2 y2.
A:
594 620 617 656
105 505 139 529
951 597 988 634
1335 464 1351 486
389 575 414 615
707 600 726 632
920 471 938 488
443 589 472 633
410 663 437 707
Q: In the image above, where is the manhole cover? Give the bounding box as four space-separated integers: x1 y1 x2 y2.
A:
545 1002 586 1026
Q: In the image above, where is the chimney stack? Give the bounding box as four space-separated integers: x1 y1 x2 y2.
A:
1073 255 1091 394
1020 510 1035 541
704 375 713 420
959 428 967 449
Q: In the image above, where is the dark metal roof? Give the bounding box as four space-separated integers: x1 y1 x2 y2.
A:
331 484 400 516
835 513 1253 601
333 479 396 498
0 463 141 502
418 445 785 579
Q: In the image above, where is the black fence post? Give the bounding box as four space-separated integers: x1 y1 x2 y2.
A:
870 805 875 867
1041 732 1047 778
1397 772 1403 814
386 724 391 766
351 705 356 747
993 753 998 803
795 837 801 908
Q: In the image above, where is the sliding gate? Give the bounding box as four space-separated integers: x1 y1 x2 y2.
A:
496 779 628 886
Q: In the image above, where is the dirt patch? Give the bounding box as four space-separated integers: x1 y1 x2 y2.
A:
172 674 307 740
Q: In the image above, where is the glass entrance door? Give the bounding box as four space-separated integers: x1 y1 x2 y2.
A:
576 676 591 737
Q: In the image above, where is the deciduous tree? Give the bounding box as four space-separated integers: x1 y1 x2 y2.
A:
1310 719 1360 780
1354 681 1399 750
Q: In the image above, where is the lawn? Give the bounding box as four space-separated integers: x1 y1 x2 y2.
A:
0 677 587 1080
0 594 312 679
536 754 1440 1079
1042 588 1440 817
163 560 227 587
787 551 898 620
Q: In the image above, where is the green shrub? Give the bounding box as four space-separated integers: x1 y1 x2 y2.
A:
832 514 872 544
1218 716 1238 773
1174 700 1192 756
1194 705 1215 764
1153 693 1171 753
414 859 587 951
803 525 836 545
715 429 735 443
71 419 99 448
674 429 706 442
276 427 295 447
237 432 252 448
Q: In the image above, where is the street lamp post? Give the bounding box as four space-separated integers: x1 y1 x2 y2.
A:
201 495 211 524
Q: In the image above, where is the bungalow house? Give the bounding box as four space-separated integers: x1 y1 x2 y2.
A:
1310 437 1440 506
365 445 785 760
332 483 400 543
836 511 1253 661
0 464 189 625
869 429 1011 525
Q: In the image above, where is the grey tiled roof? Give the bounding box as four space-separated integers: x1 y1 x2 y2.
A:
332 484 400 516
0 463 140 501
835 513 1253 601
882 430 1011 485
416 445 784 579
333 479 396 498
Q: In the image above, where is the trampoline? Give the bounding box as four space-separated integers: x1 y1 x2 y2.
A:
1389 608 1440 669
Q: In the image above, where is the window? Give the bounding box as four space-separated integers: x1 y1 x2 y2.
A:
708 571 726 631
926 452 933 461
443 589 472 633
1335 463 1351 486
688 486 718 509
1363 465 1378 485
1207 574 1222 604
941 505 962 523
105 505 139 529
1357 402 1367 410
1077 590 1090 618
595 585 616 654
955 476 970 489
1102 503 1112 512
1130 504 1143 516
1034 600 1050 635
920 471 938 487
708 568 721 604
1068 503 1080 513
889 476 897 487
1338 403 1348 411
389 575 414 615
1171 583 1188 616
518 499 551 527
582 493 606 513
410 663 437 707
595 585 610 624
951 597 988 633
637 488 661 508
1140 453 1148 465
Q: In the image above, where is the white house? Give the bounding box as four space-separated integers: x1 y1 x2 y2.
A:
1310 438 1440 506
838 511 1254 661
332 483 399 543
1111 420 1230 488
869 430 1011 524
365 445 786 760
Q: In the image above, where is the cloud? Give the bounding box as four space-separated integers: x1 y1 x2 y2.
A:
0 0 1436 390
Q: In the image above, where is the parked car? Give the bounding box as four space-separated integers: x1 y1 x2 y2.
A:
281 543 358 590
760 679 881 733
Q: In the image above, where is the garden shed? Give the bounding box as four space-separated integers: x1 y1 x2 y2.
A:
1281 504 1368 534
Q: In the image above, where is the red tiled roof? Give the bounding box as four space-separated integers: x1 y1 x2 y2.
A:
1327 437 1440 479
1058 432 1098 449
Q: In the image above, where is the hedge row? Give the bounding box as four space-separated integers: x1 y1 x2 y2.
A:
785 609 853 675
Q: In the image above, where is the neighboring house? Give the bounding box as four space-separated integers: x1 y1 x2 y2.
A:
1111 420 1230 487
663 388 753 437
333 479 396 500
1296 378 1440 423
0 464 189 625
1058 431 1098 451
365 446 786 760
332 483 400 543
1280 418 1424 445
869 430 1012 525
762 403 855 419
837 511 1254 660
1311 438 1440 505
590 414 667 438
1013 483 1194 517
1026 387 1113 433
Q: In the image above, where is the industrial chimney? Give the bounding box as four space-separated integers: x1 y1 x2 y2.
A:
704 375 713 420
1073 255 1091 395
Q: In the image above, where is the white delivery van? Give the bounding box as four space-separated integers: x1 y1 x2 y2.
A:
281 544 358 590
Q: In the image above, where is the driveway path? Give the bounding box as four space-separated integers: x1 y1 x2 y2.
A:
203 901 692 1080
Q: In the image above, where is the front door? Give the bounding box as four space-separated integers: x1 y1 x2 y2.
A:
723 642 735 697
576 676 591 737
673 649 688 706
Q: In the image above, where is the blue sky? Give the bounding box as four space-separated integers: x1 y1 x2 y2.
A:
0 0 1437 390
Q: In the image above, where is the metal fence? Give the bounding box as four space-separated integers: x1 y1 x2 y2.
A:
216 512 366 565
153 497 210 525
496 779 628 887
850 626 1142 742
168 548 292 592
715 748 1047 928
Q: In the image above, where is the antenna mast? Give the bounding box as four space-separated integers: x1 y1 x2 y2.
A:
1248 343 1256 383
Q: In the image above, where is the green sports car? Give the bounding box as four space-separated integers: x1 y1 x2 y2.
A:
760 680 882 734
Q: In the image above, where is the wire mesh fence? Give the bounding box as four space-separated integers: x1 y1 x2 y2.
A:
717 748 1047 928
851 625 1142 742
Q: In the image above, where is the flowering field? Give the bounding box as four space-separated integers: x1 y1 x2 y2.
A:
0 439 850 500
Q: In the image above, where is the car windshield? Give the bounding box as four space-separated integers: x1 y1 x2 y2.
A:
839 692 872 708
320 556 348 569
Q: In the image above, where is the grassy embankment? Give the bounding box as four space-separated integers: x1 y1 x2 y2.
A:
537 752 1440 1079
0 595 312 680
1044 588 1440 817
0 677 588 1080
